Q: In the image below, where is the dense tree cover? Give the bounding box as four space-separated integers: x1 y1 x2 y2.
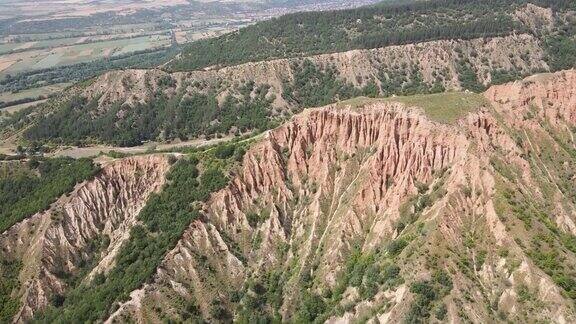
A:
456 59 486 93
0 259 22 322
544 35 576 72
378 65 444 96
23 81 274 146
168 0 574 71
34 144 242 322
283 59 447 112
0 157 99 233
283 60 359 108
168 82 273 141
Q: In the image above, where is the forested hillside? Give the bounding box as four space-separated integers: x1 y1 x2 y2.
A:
9 33 547 147
2 0 575 147
0 157 99 233
0 157 99 321
168 0 576 71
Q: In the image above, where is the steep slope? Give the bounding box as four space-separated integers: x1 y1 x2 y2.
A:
167 0 574 71
3 71 576 323
85 34 546 109
107 100 470 322
104 70 576 323
0 155 171 322
11 33 548 147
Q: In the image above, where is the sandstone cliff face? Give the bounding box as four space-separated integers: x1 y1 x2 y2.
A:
107 71 576 323
486 70 576 128
108 101 470 322
0 155 171 322
82 34 546 115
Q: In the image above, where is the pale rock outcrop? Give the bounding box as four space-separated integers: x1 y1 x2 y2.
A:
81 34 547 117
514 3 555 33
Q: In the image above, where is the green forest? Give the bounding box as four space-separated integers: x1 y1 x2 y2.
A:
22 81 274 147
0 157 99 233
168 0 576 71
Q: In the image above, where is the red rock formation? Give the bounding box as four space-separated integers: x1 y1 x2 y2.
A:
109 71 576 323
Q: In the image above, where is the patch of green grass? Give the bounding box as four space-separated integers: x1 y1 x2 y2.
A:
336 92 488 124
0 83 71 104
335 96 384 109
386 92 489 123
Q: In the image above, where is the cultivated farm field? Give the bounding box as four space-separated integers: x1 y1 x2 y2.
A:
0 35 172 77
0 83 71 103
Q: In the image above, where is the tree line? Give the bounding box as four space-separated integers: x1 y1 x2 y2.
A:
168 0 574 71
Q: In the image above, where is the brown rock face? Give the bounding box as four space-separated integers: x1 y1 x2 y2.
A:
82 34 546 115
0 155 171 322
108 71 576 323
108 102 470 322
486 70 576 127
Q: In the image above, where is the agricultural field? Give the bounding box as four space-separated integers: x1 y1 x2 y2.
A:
0 100 46 119
0 31 172 55
0 0 188 19
0 35 172 77
0 82 70 104
174 25 246 44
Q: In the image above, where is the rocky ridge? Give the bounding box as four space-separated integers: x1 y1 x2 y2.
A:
106 71 576 323
84 34 546 113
